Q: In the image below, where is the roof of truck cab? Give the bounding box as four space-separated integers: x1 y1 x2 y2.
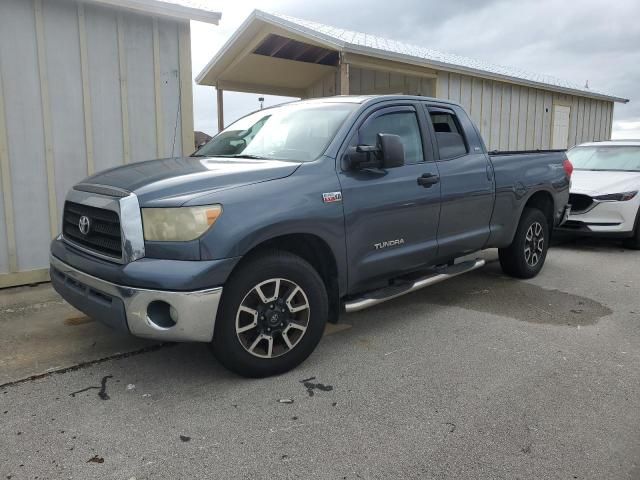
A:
292 94 461 106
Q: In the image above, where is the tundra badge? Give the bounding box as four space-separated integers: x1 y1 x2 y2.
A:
322 192 342 203
374 239 405 250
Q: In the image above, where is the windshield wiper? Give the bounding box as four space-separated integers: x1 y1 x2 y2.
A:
226 154 269 159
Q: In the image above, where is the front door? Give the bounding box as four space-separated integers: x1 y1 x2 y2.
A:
338 104 441 293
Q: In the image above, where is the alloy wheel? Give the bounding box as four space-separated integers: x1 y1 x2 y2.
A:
524 221 544 267
235 278 310 358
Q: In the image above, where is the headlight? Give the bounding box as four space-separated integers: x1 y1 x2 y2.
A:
141 205 222 242
594 191 638 202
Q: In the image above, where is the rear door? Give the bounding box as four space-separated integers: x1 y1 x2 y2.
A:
424 104 495 258
338 103 441 293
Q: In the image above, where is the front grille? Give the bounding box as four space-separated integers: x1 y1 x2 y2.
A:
63 201 122 259
569 193 594 214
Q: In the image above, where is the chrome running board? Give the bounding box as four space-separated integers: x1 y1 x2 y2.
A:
343 259 485 313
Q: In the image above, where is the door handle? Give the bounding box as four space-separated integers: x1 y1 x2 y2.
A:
417 173 440 188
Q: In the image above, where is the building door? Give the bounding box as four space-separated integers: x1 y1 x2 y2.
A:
551 105 571 149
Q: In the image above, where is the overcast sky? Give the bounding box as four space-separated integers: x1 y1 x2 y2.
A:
190 0 640 139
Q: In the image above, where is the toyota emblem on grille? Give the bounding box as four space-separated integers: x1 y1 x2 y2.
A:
78 215 91 235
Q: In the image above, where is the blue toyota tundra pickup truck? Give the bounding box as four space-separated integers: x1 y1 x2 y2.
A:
50 95 572 377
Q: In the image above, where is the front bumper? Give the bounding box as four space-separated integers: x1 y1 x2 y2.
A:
50 255 222 342
556 197 639 236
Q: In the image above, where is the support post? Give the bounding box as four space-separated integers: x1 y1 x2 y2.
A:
217 88 224 132
340 61 350 96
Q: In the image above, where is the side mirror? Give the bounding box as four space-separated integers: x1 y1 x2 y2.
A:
377 133 404 168
347 133 405 170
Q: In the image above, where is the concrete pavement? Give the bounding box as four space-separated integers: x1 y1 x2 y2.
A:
1 241 639 479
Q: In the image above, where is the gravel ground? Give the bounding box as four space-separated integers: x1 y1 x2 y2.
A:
1 240 639 479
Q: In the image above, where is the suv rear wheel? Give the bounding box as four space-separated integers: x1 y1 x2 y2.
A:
499 207 550 279
211 250 328 377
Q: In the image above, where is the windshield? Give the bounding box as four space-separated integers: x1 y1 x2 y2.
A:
567 146 640 172
194 102 357 162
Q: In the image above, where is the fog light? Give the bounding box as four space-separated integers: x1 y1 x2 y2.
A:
169 305 179 323
146 301 177 329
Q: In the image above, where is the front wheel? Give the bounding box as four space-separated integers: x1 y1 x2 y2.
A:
211 251 328 378
623 210 640 250
499 207 550 279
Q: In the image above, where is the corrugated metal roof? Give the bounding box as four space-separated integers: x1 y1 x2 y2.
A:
89 0 221 24
249 10 627 103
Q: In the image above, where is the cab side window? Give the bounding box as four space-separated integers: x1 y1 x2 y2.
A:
359 112 424 164
429 111 468 160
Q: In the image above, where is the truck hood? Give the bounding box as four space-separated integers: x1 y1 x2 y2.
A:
81 157 302 206
571 170 640 196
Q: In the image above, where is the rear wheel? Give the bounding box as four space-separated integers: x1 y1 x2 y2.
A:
211 251 328 378
499 208 550 279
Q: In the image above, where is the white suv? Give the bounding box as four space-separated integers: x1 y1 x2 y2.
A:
560 141 640 248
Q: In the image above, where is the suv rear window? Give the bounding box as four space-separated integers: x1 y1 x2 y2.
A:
430 111 467 160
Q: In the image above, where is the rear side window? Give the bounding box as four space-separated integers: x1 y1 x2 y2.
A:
359 112 424 164
429 111 468 160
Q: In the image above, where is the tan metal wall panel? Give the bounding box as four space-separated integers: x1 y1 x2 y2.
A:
586 100 596 141
436 72 449 98
569 95 579 147
481 79 492 143
349 66 362 95
448 73 461 102
533 90 544 148
491 82 502 150
542 92 553 149
460 76 472 113
508 85 520 150
525 89 536 149
500 84 512 149
517 87 528 149
470 78 482 128
360 68 375 93
576 97 586 144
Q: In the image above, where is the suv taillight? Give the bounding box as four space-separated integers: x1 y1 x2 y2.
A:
563 159 573 178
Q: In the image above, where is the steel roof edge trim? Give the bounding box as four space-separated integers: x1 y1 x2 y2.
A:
197 9 628 104
87 0 221 24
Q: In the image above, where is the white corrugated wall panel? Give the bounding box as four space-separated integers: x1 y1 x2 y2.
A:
86 4 125 171
42 0 88 215
0 0 187 287
123 13 157 162
159 19 182 157
0 0 52 271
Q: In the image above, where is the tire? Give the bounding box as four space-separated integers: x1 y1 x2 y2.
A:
623 210 640 250
499 208 550 279
211 250 328 378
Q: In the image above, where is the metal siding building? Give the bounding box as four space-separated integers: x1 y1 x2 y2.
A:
197 10 628 151
0 0 220 288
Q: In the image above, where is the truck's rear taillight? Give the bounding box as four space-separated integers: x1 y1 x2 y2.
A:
563 159 573 178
